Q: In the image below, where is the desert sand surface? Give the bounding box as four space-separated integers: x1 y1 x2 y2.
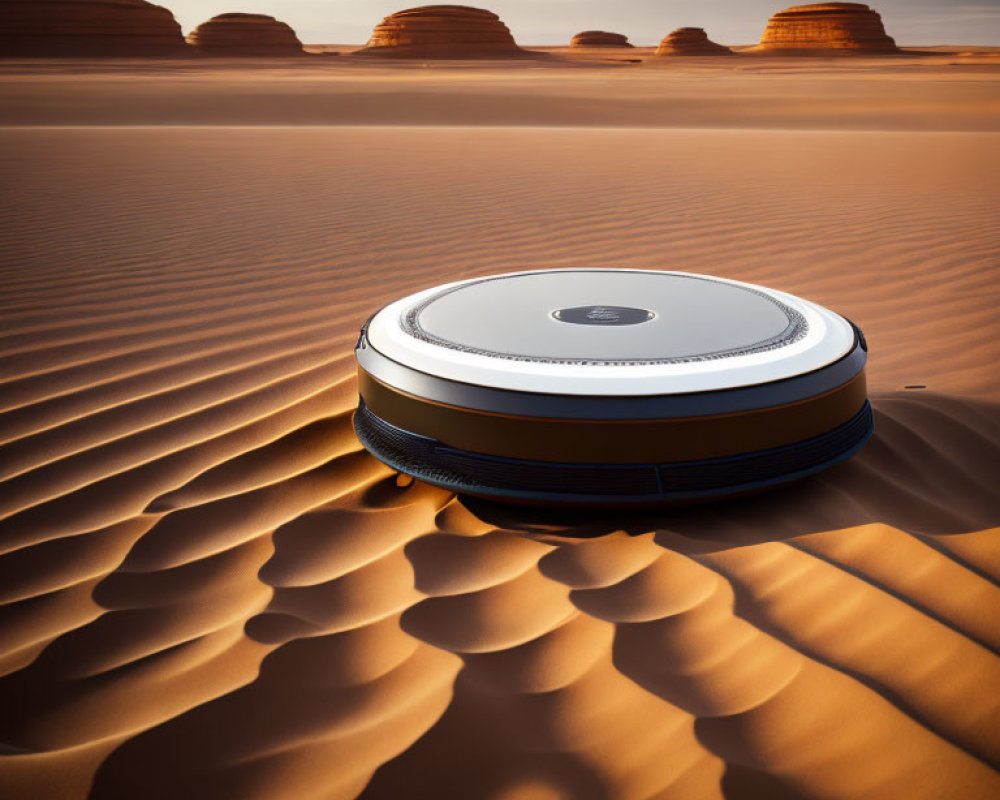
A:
1 51 999 129
0 54 999 800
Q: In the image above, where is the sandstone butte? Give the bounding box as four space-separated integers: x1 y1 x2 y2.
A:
655 28 734 56
356 5 525 58
754 2 900 54
0 0 188 56
187 13 304 57
570 31 633 48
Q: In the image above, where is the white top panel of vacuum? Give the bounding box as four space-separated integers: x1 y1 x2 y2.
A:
365 269 855 395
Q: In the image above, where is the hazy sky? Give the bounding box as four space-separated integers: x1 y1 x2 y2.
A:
163 1 1000 46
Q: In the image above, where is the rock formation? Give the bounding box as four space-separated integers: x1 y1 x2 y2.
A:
570 31 633 48
188 13 304 57
755 3 900 53
0 0 188 56
357 5 524 58
655 28 734 56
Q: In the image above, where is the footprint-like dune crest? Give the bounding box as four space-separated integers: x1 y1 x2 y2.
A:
656 28 734 57
187 13 305 57
356 5 526 59
0 0 188 57
753 2 901 54
570 31 633 49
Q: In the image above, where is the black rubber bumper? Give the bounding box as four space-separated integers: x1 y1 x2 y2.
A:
353 399 874 506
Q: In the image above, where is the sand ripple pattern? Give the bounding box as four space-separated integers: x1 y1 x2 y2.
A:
0 128 998 799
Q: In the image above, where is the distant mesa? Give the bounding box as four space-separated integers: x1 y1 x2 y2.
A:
0 0 188 56
656 28 734 56
356 5 525 58
570 31 633 48
755 3 900 54
188 13 304 56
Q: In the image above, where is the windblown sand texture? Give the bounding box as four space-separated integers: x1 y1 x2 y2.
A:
571 31 633 49
755 2 900 54
0 54 999 800
656 28 734 57
187 14 304 57
0 0 187 57
357 4 523 59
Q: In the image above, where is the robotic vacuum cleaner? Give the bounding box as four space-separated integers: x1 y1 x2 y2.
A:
354 269 872 505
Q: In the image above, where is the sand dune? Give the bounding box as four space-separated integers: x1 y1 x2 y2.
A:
0 68 998 800
1 55 999 130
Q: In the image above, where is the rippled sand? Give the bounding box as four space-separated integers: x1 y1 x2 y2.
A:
0 57 998 800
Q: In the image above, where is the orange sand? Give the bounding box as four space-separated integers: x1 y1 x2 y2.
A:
0 54 998 800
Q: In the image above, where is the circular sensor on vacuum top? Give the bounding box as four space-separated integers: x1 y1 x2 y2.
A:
552 306 655 326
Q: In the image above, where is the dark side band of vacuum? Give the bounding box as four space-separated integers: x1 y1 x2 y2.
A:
355 399 874 505
356 367 868 464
